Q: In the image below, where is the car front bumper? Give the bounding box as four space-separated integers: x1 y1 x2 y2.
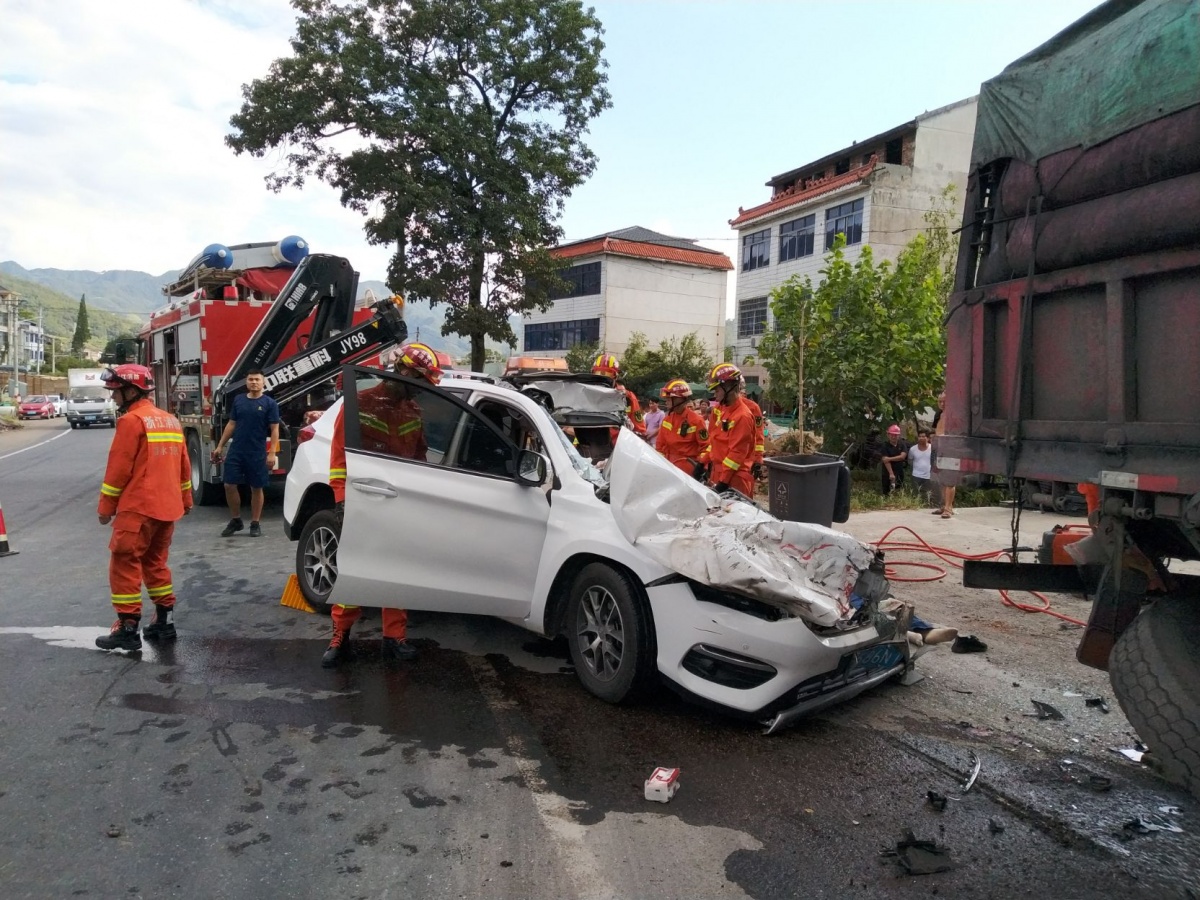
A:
645 580 906 726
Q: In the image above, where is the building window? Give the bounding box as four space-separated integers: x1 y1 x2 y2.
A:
738 297 768 338
549 261 601 300
885 137 903 165
524 318 600 351
779 214 816 263
825 198 864 249
834 157 850 176
741 228 770 271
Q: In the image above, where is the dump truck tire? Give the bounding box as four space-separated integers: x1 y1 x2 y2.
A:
1110 596 1200 798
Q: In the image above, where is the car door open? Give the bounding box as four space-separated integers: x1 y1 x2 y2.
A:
332 366 553 620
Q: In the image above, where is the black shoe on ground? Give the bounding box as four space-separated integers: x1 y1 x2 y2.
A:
221 518 244 537
96 617 142 652
143 605 177 642
248 521 261 538
322 630 352 668
381 637 418 661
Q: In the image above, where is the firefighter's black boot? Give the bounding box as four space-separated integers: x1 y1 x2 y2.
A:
96 616 142 652
143 605 177 642
321 626 352 668
381 637 418 661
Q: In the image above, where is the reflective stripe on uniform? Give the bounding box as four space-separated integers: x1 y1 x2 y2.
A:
180 480 192 491
147 584 173 598
100 483 123 497
111 592 141 602
330 468 347 479
722 458 741 471
395 419 422 437
360 413 388 434
145 431 184 444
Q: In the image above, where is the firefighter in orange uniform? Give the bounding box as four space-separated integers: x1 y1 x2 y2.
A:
321 342 442 668
592 353 646 439
95 364 193 651
656 379 709 477
703 363 757 498
740 376 767 481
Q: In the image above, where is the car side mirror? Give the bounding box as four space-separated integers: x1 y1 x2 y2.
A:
516 449 549 487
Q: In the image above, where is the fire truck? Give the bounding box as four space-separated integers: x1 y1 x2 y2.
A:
142 238 408 504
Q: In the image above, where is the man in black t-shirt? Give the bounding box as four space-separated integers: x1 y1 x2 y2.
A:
212 369 281 537
880 423 908 495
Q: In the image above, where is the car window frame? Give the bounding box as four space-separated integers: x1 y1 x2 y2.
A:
341 364 525 482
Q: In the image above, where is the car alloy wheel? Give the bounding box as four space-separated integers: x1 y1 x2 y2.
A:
295 509 340 615
576 584 624 684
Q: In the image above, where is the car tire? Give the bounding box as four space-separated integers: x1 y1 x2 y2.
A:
296 509 339 616
1110 596 1200 798
186 433 219 506
566 562 656 704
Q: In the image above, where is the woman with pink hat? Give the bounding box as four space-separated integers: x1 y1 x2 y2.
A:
880 423 908 495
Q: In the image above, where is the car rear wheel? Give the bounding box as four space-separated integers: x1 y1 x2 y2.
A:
296 509 339 616
566 563 656 703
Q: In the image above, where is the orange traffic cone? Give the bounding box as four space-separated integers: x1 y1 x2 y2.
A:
0 501 18 557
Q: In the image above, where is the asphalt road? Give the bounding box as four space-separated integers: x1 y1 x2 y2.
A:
0 417 1196 899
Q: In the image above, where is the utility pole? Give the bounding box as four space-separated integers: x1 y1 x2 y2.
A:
37 307 43 374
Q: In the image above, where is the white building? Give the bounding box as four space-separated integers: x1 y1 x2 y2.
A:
522 226 732 360
729 97 978 387
0 285 46 372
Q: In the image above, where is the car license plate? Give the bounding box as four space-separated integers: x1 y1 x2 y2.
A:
85 416 96 421
852 643 904 672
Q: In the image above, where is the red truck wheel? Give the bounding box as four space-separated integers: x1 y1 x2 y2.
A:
1110 596 1200 799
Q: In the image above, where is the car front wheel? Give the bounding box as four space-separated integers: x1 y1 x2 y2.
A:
296 508 340 616
566 563 656 703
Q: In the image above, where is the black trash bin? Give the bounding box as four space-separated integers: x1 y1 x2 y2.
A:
765 452 851 527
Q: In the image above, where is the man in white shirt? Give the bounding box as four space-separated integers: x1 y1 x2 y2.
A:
909 429 933 503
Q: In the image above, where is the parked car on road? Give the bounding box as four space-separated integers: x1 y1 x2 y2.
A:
18 396 57 420
283 366 908 731
49 394 66 417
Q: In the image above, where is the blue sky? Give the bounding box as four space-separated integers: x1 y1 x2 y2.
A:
1 0 1104 309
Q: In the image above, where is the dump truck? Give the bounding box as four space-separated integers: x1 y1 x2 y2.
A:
939 0 1200 795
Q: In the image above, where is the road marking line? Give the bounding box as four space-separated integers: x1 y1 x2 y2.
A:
0 428 73 462
465 654 618 900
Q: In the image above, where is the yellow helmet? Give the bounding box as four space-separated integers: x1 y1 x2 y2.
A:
706 363 741 391
660 379 692 399
591 353 620 378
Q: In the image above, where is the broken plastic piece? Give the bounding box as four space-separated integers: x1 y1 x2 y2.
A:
962 752 981 793
1085 697 1111 713
1029 699 1065 721
1123 815 1183 835
1110 747 1145 763
1159 805 1183 815
644 766 680 803
884 830 956 875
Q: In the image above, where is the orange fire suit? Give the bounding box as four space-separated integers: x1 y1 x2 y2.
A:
98 398 193 616
703 397 757 497
656 406 709 475
328 383 428 639
743 396 766 467
609 383 646 443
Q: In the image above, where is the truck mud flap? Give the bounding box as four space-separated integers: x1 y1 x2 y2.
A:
962 560 1092 593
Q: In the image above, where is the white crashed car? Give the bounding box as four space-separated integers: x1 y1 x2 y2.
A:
283 366 909 732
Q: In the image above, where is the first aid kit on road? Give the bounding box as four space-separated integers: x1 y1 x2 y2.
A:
644 767 681 803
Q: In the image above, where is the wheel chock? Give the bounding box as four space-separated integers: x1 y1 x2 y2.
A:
279 574 316 613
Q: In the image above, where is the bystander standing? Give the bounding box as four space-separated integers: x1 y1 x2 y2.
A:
643 397 665 447
880 424 908 495
211 369 280 538
909 429 933 502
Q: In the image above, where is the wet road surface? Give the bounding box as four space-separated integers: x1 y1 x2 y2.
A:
0 420 1196 898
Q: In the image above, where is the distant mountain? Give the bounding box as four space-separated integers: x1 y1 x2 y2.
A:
1 261 517 363
0 271 145 350
0 261 176 316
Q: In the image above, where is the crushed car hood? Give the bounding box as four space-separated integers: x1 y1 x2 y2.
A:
606 432 875 628
511 372 626 427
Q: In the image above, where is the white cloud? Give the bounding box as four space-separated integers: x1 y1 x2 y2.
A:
0 0 393 278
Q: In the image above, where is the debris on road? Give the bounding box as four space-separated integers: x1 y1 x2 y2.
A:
926 790 948 811
988 818 1006 834
644 766 681 803
962 752 982 793
1122 815 1184 836
1109 745 1147 763
1028 699 1065 721
1085 697 1111 714
1159 805 1183 816
883 830 956 875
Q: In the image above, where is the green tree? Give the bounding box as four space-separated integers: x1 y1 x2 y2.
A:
227 0 611 371
100 333 140 364
611 331 714 399
758 190 956 452
71 294 91 356
565 340 599 374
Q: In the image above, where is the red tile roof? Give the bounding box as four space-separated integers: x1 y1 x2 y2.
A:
730 156 878 228
552 238 733 271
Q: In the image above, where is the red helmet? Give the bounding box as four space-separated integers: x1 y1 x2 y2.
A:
660 379 692 399
706 362 741 391
102 364 154 392
591 353 620 378
393 342 443 385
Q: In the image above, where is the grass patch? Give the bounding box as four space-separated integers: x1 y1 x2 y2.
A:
848 467 1006 513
